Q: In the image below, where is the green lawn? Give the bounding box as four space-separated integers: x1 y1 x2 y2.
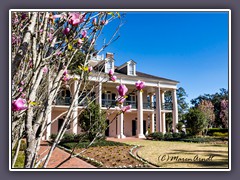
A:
123 140 228 168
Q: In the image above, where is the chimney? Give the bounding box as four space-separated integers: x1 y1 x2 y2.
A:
106 52 114 59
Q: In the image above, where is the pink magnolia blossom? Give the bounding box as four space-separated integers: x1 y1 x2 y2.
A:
92 18 97 25
69 12 84 26
42 66 48 74
110 75 117 82
56 51 62 55
101 20 108 25
21 93 26 98
117 96 126 104
63 27 70 35
81 30 87 38
63 69 68 76
19 87 23 92
21 13 27 20
135 80 145 91
62 74 71 82
12 98 28 111
53 14 62 19
78 38 83 45
116 84 128 97
121 105 131 113
20 81 24 85
88 66 93 72
108 69 114 76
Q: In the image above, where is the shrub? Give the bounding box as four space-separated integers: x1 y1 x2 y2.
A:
172 132 181 139
207 128 228 136
147 132 164 140
176 122 184 132
212 132 228 137
164 132 173 140
185 108 208 135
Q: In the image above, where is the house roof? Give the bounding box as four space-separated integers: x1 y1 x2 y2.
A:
117 59 137 70
91 57 179 84
113 65 179 84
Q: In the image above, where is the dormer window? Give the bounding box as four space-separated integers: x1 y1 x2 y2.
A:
127 61 136 76
105 59 114 73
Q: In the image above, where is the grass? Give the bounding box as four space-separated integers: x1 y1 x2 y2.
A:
123 140 228 168
12 151 25 168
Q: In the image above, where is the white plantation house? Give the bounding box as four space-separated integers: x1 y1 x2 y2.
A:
45 52 179 140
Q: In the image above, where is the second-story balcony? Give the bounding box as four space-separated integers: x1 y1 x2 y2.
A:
55 96 173 111
143 102 156 109
102 99 117 108
124 100 137 109
161 103 173 110
55 97 72 105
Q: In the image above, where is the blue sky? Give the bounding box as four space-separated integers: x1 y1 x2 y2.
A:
96 11 229 105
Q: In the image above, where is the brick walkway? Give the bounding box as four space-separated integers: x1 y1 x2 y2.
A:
38 141 95 168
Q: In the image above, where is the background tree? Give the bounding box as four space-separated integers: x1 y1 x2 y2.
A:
191 88 228 128
78 102 107 141
197 100 215 129
220 99 229 128
11 11 123 168
185 108 208 135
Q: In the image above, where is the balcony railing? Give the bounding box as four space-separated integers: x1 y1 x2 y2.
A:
55 97 72 105
124 101 137 109
143 102 156 109
102 99 117 108
161 103 173 110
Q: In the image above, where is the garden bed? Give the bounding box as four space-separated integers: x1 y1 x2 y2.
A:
61 140 149 168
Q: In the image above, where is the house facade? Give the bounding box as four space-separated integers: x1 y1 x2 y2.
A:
45 52 179 140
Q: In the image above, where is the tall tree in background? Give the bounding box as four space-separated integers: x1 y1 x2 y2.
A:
220 99 229 128
197 100 215 130
190 88 228 128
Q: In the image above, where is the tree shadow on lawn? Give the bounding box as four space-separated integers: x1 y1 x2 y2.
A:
159 159 229 168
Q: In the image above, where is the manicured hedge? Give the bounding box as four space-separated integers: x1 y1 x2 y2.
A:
207 128 228 136
212 132 228 137
147 132 187 141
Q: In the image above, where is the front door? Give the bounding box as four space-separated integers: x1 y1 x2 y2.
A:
132 120 137 136
58 118 64 132
143 120 147 135
105 120 110 136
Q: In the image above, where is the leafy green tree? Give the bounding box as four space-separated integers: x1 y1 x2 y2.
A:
185 108 208 135
78 102 107 141
190 88 228 128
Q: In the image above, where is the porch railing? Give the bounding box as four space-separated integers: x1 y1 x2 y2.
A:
161 103 173 110
102 99 117 108
143 102 156 109
124 101 137 109
55 97 72 105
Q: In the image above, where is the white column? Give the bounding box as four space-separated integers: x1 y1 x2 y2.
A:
72 80 78 134
137 90 145 138
150 112 155 133
116 107 126 139
96 82 102 108
155 87 162 132
161 91 166 133
46 106 52 140
172 89 178 132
